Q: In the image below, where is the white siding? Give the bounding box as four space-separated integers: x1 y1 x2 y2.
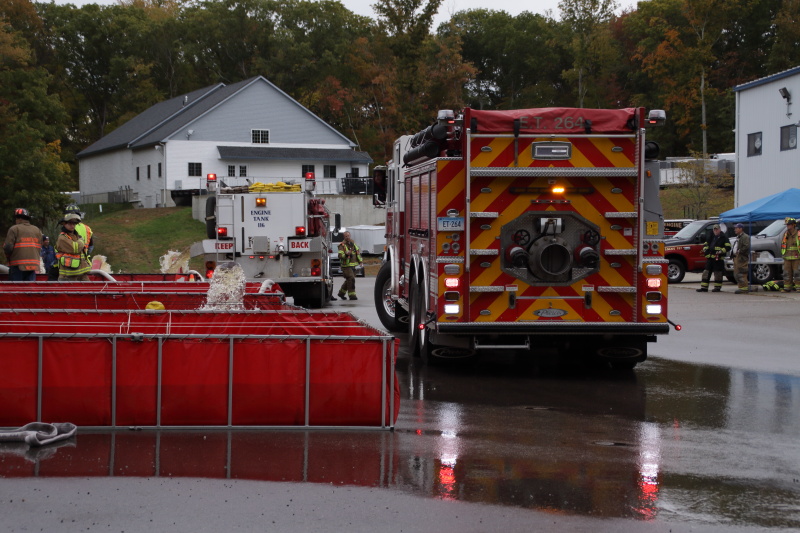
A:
164 140 368 192
78 150 134 200
735 73 800 206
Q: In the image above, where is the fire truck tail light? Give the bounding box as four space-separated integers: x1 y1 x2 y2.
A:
646 292 662 302
444 291 460 301
646 304 662 315
295 226 306 236
444 304 460 314
311 259 321 268
552 186 566 194
217 227 228 237
311 267 321 276
443 264 460 275
646 278 661 289
444 278 459 288
255 197 266 207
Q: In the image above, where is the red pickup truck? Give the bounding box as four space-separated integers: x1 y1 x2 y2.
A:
664 219 772 283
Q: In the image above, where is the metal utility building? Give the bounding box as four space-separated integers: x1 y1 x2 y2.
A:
734 65 800 207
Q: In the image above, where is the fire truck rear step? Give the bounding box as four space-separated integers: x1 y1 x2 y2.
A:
474 338 530 351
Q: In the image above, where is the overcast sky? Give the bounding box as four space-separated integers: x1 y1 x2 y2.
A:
52 0 640 29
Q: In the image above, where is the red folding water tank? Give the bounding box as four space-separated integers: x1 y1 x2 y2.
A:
0 309 398 429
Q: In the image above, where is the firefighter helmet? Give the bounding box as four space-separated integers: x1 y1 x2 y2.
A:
62 213 81 224
14 208 30 219
65 204 81 215
786 217 796 225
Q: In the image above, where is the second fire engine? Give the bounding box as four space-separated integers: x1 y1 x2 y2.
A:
374 106 671 368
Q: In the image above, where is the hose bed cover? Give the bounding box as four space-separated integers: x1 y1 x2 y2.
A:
466 107 638 134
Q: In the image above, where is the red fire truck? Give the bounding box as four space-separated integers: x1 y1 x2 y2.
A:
373 107 670 368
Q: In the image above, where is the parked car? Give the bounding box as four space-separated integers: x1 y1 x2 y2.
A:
664 218 772 283
724 219 787 283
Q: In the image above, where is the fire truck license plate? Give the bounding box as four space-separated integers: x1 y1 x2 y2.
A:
437 217 464 231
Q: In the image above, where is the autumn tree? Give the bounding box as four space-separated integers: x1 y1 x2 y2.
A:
768 0 800 72
629 0 735 156
445 9 567 109
558 0 620 108
0 18 71 236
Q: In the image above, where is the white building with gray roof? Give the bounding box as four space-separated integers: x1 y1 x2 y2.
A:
77 76 372 208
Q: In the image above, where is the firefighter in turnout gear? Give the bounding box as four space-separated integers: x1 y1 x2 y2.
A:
732 223 751 294
64 205 94 254
335 231 362 301
781 218 800 292
3 208 43 281
56 213 91 280
697 224 731 292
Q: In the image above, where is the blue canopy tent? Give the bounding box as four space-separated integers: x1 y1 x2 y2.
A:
720 188 800 222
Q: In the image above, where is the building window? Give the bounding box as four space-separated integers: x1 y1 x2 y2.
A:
324 165 336 178
228 165 236 177
747 132 762 157
252 129 269 144
147 165 151 179
158 163 162 177
350 168 360 177
188 162 202 176
780 125 797 151
136 167 140 181
302 164 315 178
239 165 247 177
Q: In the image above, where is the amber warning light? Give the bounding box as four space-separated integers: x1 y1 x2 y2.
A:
551 186 566 194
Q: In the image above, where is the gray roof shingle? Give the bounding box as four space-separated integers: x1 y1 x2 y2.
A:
77 76 358 158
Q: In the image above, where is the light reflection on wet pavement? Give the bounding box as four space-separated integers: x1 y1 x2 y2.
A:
2 354 799 529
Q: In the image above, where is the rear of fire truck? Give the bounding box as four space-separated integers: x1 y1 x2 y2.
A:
198 174 334 308
374 107 670 367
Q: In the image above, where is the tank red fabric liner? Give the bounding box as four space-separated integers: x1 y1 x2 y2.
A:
0 281 277 293
0 309 399 428
0 292 284 310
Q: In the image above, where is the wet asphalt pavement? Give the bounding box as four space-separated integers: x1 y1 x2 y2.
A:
1 273 799 531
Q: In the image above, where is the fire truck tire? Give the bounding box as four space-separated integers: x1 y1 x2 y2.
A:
374 262 404 333
408 279 422 358
610 360 637 370
205 196 217 239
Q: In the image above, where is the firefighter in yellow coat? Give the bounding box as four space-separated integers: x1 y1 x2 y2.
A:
781 218 800 292
56 213 91 281
335 231 363 300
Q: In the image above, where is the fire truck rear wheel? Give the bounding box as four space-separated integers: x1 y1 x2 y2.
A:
374 262 405 333
408 278 422 358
